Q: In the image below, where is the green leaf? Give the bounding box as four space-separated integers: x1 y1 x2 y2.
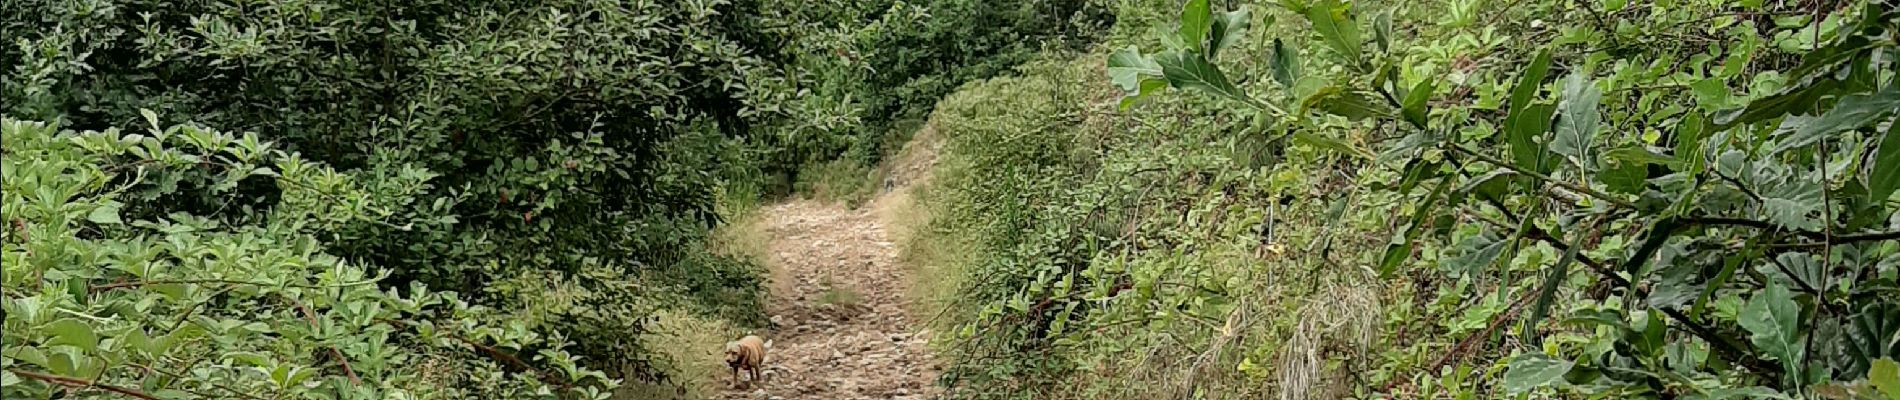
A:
44 319 99 352
140 109 161 133
1551 73 1602 166
1598 156 1649 194
1775 86 1900 153
1715 79 1840 128
1207 7 1252 58
1396 158 1442 196
1268 38 1302 88
1525 229 1585 342
1401 79 1436 129
1510 104 1558 173
1156 51 1250 104
1503 354 1574 394
1120 79 1170 111
1108 47 1164 93
1381 176 1451 278
1445 230 1508 277
88 202 124 225
1178 0 1213 53
1457 169 1516 203
1739 284 1804 365
1292 132 1372 159
1506 49 1556 173
1692 78 1732 111
1305 87 1393 121
1371 10 1393 52
1872 120 1900 202
1871 358 1900 400
1763 180 1824 231
1604 147 1683 168
1304 0 1362 64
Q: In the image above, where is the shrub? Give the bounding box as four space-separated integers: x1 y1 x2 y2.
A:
0 116 611 399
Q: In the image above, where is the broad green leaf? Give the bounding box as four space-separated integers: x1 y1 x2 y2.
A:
1381 176 1451 278
1648 271 1701 314
1871 358 1900 400
140 109 161 132
44 319 99 352
1156 51 1250 104
1551 73 1602 166
1268 39 1302 88
88 202 124 225
1371 10 1393 52
1604 147 1683 168
1678 112 1712 175
1632 310 1668 356
1715 79 1840 128
1207 7 1252 58
1692 254 1745 318
1739 284 1804 365
1775 86 1900 153
1692 78 1732 111
1598 156 1648 194
1506 49 1555 173
1564 309 1630 329
1178 0 1213 53
1304 0 1362 63
1304 86 1393 120
1396 158 1442 196
1503 354 1574 394
271 363 295 389
1120 79 1170 111
1510 104 1558 173
1292 132 1372 159
1108 47 1164 93
1763 180 1824 231
1401 79 1436 129
1871 121 1900 202
1445 230 1507 277
1846 305 1900 372
1457 169 1516 203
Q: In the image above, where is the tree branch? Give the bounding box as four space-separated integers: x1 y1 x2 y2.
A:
1469 212 1786 378
90 277 381 292
7 368 161 400
291 298 361 385
1448 144 1639 209
1678 217 1900 245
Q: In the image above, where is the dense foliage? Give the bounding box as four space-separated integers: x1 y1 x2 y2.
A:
1 0 1112 397
2 116 611 398
916 0 1900 398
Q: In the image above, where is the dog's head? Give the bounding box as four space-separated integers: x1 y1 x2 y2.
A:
723 341 743 365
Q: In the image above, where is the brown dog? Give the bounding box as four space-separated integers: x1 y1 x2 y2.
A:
724 335 768 388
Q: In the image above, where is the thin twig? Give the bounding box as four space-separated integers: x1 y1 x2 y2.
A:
128 363 268 400
291 298 361 385
7 368 162 400
91 277 381 292
1448 144 1639 209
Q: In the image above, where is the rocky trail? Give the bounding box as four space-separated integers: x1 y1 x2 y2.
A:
715 194 942 400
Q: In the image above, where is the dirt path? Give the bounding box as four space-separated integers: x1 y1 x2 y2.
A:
716 194 942 400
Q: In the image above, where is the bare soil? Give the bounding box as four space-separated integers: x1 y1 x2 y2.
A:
716 193 942 399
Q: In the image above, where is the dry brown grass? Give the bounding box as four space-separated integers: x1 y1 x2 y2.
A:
614 310 744 400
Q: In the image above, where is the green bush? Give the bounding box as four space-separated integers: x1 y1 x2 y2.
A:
1 116 610 399
918 0 1900 398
